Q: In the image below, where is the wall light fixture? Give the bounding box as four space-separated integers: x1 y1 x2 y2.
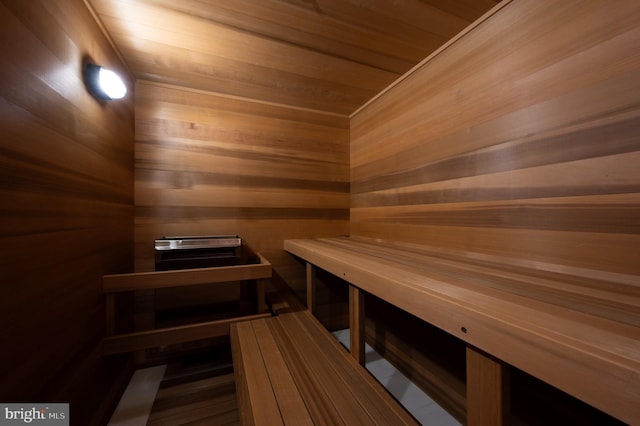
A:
84 63 127 100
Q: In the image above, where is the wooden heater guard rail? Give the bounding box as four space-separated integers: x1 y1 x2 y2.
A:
102 253 273 355
285 236 640 425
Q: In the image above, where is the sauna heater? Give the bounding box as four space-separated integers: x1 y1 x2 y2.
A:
154 235 242 271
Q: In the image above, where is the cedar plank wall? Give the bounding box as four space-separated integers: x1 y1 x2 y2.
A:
0 0 134 424
134 81 349 291
352 2 640 420
351 0 640 276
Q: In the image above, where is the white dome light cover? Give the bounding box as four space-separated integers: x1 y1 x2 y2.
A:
84 63 127 100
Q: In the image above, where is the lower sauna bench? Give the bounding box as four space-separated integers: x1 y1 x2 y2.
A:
230 310 419 425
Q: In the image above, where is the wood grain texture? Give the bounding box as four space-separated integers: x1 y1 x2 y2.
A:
134 81 349 280
147 373 240 426
249 320 314 425
274 311 419 425
233 311 419 425
349 285 365 366
466 346 509 426
350 0 640 276
284 237 640 424
306 263 316 314
364 296 467 423
231 321 283 426
104 254 271 292
104 313 270 355
0 0 134 423
86 0 498 114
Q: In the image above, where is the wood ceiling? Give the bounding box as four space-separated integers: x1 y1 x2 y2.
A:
87 0 500 115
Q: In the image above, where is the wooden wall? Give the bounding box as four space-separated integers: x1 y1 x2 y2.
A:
0 0 134 424
134 81 349 288
351 0 640 276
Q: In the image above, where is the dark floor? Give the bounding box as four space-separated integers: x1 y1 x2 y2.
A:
147 372 239 426
146 343 239 426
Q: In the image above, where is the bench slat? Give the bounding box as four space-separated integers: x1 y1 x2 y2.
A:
231 321 283 425
249 320 314 425
323 237 639 325
292 310 422 423
274 312 419 425
275 313 379 425
236 316 348 425
267 316 354 425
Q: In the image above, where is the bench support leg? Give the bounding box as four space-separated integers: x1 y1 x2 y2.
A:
257 278 267 313
133 289 156 364
349 285 366 366
105 293 116 336
306 263 316 314
466 345 510 426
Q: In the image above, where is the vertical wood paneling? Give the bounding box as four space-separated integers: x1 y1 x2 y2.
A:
0 0 134 423
351 0 640 276
134 81 349 280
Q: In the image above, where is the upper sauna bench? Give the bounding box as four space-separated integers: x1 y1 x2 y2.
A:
284 236 640 425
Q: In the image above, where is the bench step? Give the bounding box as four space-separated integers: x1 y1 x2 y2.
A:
231 310 418 425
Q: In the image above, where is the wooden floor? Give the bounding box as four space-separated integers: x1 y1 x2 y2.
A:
147 372 239 426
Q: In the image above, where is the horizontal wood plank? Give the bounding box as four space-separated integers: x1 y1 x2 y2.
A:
131 81 349 287
103 254 271 293
104 313 271 355
350 0 640 279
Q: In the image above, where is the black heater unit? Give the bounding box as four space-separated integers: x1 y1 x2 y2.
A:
154 235 242 271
